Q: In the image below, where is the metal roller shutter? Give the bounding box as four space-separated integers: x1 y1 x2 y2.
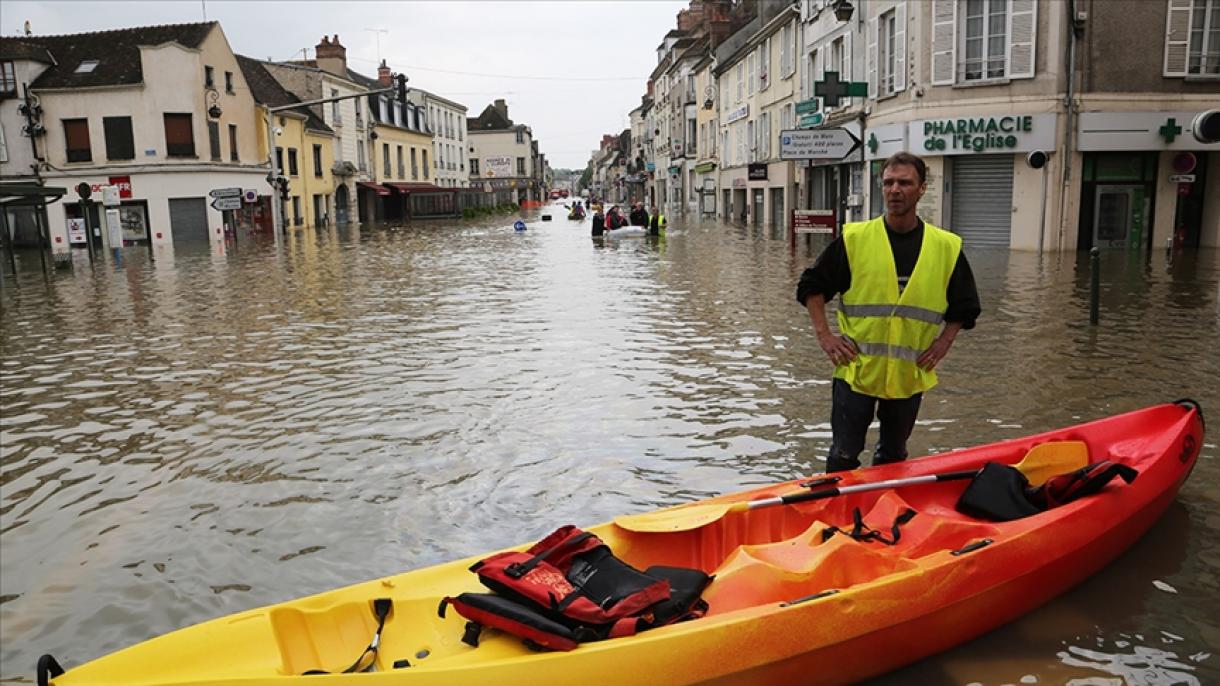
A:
168 198 209 243
950 155 1013 248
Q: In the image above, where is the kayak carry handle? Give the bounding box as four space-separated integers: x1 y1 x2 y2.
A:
37 654 65 686
1173 398 1204 427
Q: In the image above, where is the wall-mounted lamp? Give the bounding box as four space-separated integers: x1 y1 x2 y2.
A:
833 0 855 22
206 87 222 119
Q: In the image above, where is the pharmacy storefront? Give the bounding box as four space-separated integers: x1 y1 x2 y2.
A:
906 113 1057 249
1077 111 1220 251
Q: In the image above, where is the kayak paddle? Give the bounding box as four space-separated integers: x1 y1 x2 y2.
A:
614 440 1090 533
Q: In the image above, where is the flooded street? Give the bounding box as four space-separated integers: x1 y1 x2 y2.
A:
2 208 1218 684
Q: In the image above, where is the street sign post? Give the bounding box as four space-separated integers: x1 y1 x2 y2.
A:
793 209 837 235
779 128 862 160
798 113 824 129
795 98 821 115
211 197 242 211
209 187 242 199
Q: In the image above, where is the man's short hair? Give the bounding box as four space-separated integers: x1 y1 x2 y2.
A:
882 152 927 185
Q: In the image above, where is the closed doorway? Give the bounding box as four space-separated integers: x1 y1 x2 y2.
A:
770 187 785 232
168 197 209 243
752 189 764 226
1093 185 1148 249
949 155 1014 248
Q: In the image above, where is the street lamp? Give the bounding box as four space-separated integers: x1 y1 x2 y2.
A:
833 0 855 22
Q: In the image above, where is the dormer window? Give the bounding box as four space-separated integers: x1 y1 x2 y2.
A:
75 60 99 74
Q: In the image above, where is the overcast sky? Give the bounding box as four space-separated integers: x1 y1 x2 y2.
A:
4 0 686 169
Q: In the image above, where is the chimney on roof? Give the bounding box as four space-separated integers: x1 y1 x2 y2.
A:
493 98 508 119
377 59 392 86
315 33 347 76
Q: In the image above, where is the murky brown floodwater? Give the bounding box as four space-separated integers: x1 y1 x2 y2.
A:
2 209 1217 684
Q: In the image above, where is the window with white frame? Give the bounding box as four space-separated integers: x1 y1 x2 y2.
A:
931 0 1034 85
760 38 771 90
807 49 819 99
759 112 770 158
747 52 756 95
781 23 794 77
879 10 897 93
736 63 744 101
1166 0 1220 75
962 0 1007 80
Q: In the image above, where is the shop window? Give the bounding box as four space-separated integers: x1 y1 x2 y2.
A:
63 118 91 162
103 116 134 160
164 113 195 157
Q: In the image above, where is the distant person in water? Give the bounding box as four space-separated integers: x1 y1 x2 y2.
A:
591 207 605 236
649 207 666 236
629 203 649 227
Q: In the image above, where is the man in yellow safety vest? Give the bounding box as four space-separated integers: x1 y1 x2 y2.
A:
796 152 980 472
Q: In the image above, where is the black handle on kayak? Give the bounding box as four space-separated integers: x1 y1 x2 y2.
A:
37 654 65 686
776 469 979 507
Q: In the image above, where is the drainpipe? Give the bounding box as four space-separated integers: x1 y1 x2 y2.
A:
1058 0 1081 252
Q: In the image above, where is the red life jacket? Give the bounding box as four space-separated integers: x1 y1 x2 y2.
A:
440 525 711 651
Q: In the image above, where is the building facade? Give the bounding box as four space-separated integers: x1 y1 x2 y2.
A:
1 22 267 252
466 99 538 203
409 89 468 188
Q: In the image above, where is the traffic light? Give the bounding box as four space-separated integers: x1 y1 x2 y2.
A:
277 175 289 201
396 73 409 103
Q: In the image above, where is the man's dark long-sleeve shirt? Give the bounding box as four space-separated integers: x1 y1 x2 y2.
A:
795 219 981 329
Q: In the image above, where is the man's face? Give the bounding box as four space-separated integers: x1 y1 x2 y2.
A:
881 163 926 216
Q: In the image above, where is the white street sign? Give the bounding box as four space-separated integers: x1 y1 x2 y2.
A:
779 128 861 160
211 197 242 211
209 187 242 198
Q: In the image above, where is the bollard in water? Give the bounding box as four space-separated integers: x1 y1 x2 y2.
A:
1089 247 1100 325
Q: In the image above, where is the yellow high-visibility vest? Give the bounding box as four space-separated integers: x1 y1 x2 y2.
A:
835 216 961 399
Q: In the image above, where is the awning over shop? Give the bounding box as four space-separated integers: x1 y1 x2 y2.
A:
384 182 457 194
357 182 391 196
0 182 68 207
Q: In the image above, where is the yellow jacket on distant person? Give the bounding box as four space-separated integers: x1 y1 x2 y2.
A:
835 216 961 399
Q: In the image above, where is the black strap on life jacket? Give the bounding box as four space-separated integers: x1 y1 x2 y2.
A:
822 507 917 545
1026 460 1139 509
501 532 596 580
303 598 392 675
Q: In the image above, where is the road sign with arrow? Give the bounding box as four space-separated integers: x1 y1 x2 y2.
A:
779 128 862 160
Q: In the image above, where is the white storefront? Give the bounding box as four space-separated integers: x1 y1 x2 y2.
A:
43 167 270 252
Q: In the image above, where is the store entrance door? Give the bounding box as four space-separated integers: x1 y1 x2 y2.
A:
1093 185 1148 249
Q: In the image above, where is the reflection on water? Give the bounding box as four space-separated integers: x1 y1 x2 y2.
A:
1 212 1218 683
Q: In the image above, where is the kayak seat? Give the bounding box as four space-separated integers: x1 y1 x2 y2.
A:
269 601 389 675
831 492 1001 559
700 521 919 615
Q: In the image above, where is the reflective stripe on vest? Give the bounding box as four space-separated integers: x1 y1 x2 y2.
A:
835 217 961 399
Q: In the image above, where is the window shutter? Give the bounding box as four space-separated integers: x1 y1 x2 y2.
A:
894 2 908 92
1164 0 1192 76
868 16 878 98
931 0 957 85
1008 0 1037 79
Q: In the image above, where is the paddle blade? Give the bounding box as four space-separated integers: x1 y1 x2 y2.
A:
1014 440 1090 486
614 502 736 533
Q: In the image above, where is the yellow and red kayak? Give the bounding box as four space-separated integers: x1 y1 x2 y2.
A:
40 401 1203 686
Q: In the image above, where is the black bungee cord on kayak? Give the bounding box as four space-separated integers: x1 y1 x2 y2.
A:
304 598 393 675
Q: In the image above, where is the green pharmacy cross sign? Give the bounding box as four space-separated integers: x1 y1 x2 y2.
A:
1159 117 1183 143
814 71 868 108
867 133 879 154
